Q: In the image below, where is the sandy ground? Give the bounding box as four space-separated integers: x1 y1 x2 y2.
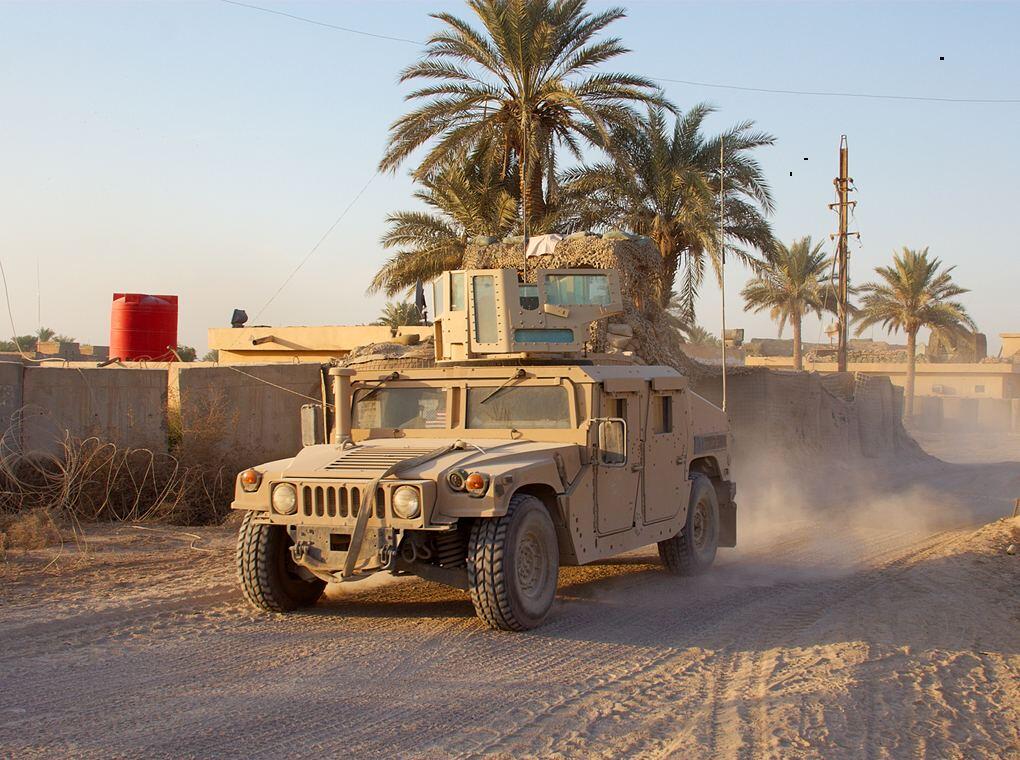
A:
1 435 1018 759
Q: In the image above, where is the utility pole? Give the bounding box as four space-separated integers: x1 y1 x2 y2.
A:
719 139 727 411
829 135 858 373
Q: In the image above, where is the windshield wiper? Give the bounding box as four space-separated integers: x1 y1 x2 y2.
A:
358 371 400 402
480 368 527 404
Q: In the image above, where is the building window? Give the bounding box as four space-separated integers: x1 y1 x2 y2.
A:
975 384 985 394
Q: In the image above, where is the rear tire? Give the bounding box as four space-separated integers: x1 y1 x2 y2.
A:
468 494 560 631
658 474 719 575
236 511 326 612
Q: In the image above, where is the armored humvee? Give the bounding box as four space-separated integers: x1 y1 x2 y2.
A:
233 267 736 631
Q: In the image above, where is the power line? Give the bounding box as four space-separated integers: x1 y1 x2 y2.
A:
650 76 1020 105
253 170 379 321
218 0 1020 105
217 0 422 45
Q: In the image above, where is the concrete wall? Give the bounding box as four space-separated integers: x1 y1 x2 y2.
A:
171 363 322 465
0 362 25 452
691 369 907 459
21 366 168 454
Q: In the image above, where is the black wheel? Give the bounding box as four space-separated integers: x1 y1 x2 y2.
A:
236 511 326 612
468 493 560 631
658 474 719 575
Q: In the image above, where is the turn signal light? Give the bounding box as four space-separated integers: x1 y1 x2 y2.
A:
239 468 262 493
465 472 489 497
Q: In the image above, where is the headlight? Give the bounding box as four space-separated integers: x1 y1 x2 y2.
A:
391 485 421 519
271 483 297 515
239 468 261 493
464 472 490 497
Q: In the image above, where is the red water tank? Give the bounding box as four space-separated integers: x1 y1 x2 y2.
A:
110 293 179 361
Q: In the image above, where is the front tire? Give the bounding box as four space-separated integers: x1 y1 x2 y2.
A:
658 474 719 575
236 511 326 612
468 494 560 631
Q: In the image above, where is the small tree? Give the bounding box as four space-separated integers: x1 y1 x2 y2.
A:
855 247 975 417
373 301 422 329
740 236 832 370
175 345 198 362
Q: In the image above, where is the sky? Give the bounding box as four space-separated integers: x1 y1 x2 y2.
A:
1 0 1018 354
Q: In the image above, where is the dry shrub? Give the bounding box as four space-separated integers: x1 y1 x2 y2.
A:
0 392 240 527
0 509 61 552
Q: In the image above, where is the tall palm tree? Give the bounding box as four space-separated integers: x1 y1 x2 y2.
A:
855 247 975 417
371 146 518 296
741 236 832 370
373 301 423 329
561 105 775 314
378 0 665 229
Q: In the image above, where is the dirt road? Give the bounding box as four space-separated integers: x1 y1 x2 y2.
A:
2 443 1018 759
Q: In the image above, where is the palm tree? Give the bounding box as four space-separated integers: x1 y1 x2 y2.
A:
741 236 832 370
378 0 665 229
371 146 518 296
855 247 975 417
664 292 721 346
561 105 775 314
35 327 55 342
373 301 423 329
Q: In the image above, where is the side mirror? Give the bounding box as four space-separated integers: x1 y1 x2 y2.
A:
596 418 627 466
301 403 324 446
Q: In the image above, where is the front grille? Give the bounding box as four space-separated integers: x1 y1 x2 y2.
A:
324 446 437 471
300 483 386 519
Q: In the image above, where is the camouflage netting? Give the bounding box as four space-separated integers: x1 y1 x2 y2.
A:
463 234 716 380
341 336 437 372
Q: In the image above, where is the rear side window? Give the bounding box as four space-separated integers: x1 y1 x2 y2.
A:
653 395 673 434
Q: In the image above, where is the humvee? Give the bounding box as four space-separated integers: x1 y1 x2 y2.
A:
233 267 736 631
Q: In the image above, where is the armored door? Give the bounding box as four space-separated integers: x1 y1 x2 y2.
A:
643 383 690 525
594 386 642 535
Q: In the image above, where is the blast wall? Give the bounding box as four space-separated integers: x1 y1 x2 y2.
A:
691 369 914 459
169 363 322 465
20 366 169 455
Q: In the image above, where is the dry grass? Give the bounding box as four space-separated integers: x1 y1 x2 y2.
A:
0 393 240 536
0 509 62 555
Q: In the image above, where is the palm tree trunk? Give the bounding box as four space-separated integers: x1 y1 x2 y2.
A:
651 227 677 308
792 315 803 371
905 330 917 419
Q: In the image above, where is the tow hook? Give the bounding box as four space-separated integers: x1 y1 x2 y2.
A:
291 541 312 562
379 531 398 572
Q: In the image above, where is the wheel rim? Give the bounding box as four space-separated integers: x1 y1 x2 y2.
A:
692 501 708 551
515 529 549 600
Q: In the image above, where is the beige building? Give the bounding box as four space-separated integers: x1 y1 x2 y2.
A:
746 355 1020 400
207 325 430 364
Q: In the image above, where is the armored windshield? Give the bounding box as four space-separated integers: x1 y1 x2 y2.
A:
352 387 447 429
466 386 571 429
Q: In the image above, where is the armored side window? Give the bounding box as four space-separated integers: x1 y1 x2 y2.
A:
432 276 444 316
544 273 612 306
450 271 466 311
519 283 539 310
471 275 498 343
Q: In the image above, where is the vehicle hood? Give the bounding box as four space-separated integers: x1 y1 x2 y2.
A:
282 438 575 481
